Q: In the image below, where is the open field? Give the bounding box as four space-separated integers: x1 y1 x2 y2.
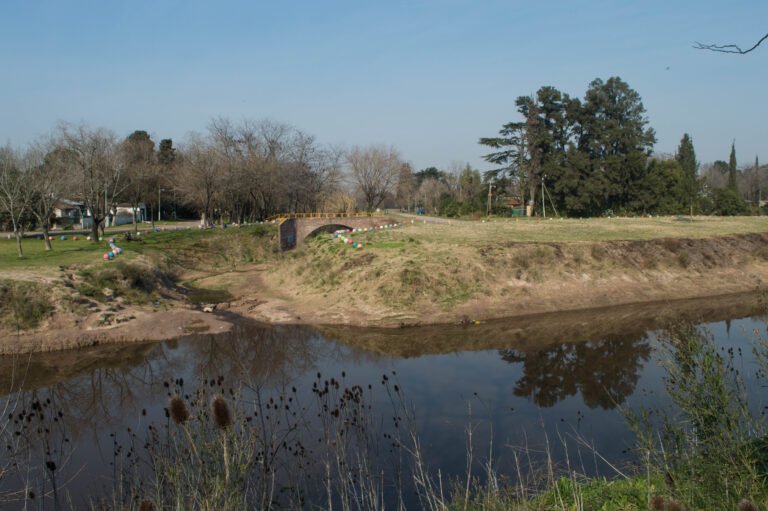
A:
391 214 768 243
2 215 767 271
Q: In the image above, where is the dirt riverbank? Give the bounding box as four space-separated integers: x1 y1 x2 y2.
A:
226 232 768 328
2 228 768 355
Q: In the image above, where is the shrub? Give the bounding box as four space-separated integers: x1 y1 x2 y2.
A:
76 261 172 304
0 280 53 330
713 188 749 216
628 324 768 509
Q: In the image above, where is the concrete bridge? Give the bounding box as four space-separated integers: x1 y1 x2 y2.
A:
273 213 396 250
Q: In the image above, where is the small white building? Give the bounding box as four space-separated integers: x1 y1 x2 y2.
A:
111 204 148 226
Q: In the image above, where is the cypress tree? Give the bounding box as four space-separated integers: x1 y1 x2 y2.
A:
728 141 738 191
675 133 698 216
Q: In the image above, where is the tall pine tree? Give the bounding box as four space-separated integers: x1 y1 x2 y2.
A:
728 141 738 191
675 133 699 216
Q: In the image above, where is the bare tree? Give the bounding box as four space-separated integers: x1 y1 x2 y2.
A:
27 139 70 250
418 177 446 214
0 146 34 257
57 124 126 242
347 145 401 213
694 32 768 54
311 145 344 213
121 130 157 232
176 135 222 226
395 162 416 211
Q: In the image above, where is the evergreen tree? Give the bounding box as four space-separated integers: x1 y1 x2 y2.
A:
675 133 699 216
639 159 685 214
728 141 738 191
577 77 656 213
480 76 655 217
756 155 761 214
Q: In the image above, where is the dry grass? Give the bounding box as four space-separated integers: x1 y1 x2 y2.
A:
258 217 768 326
394 215 768 244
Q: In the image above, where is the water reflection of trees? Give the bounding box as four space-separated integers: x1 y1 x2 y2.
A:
183 323 325 386
1 320 383 438
499 335 652 409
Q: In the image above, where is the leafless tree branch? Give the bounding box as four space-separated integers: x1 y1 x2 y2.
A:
694 31 768 54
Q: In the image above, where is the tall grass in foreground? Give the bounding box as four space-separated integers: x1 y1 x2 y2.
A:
627 324 768 510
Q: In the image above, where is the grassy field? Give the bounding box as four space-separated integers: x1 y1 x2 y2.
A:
391 214 768 244
3 216 767 271
0 225 277 271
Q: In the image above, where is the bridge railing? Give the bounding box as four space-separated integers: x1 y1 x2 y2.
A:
266 211 383 222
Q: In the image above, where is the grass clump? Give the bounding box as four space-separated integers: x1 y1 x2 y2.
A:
186 287 234 305
0 280 53 330
76 261 172 304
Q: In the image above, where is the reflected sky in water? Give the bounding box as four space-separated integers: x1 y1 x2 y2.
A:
1 295 766 509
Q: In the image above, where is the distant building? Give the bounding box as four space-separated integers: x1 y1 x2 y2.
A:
111 204 148 226
52 199 89 229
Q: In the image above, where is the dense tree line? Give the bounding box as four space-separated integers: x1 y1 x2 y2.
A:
1 82 764 257
478 76 764 218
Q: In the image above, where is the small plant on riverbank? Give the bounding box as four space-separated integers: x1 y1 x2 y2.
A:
0 279 52 330
76 261 174 304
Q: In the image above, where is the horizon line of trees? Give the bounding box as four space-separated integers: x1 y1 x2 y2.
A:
1 79 764 258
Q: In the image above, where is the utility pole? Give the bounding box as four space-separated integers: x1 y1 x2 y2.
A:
486 181 493 216
541 179 545 218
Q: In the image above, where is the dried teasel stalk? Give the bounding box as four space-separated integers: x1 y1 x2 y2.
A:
211 395 233 429
168 396 189 424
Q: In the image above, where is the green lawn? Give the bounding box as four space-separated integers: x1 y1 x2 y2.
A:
0 225 274 271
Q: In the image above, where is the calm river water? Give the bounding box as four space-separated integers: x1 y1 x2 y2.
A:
1 293 766 509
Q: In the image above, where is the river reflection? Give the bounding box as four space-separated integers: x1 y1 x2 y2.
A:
500 335 652 409
0 293 765 509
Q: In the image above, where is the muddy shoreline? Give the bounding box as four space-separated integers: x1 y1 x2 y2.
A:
1 280 765 356
0 289 763 396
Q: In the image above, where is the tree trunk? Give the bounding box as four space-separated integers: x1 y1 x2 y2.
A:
91 219 101 243
42 223 52 251
14 230 23 258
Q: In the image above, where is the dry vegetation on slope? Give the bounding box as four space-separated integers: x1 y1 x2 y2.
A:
246 216 768 326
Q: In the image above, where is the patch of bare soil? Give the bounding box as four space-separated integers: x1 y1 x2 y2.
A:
0 308 233 355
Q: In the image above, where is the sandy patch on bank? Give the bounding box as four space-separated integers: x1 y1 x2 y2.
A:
0 307 232 355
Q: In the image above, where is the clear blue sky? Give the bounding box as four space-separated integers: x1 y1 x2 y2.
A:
1 0 766 171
